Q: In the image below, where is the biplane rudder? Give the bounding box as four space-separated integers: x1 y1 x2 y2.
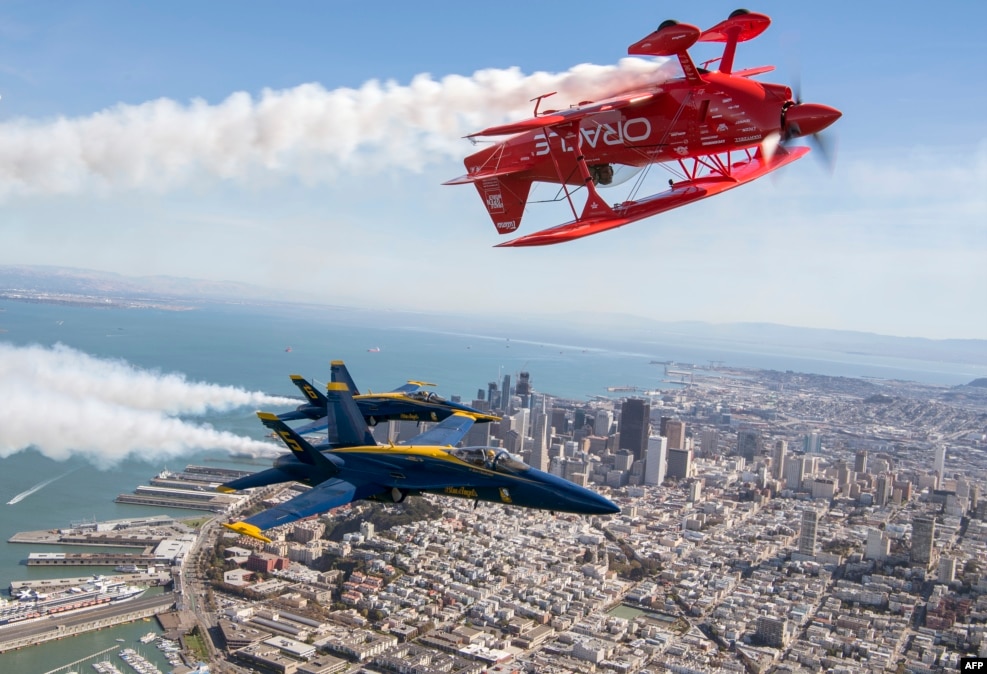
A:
471 171 533 236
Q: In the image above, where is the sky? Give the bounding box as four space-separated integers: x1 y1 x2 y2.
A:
0 0 984 340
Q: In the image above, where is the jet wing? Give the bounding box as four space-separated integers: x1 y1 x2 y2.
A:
400 412 476 447
224 477 384 542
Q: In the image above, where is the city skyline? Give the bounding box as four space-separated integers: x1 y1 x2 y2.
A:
0 1 984 339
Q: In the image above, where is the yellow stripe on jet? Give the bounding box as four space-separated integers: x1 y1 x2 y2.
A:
223 522 272 543
216 485 237 494
328 382 348 391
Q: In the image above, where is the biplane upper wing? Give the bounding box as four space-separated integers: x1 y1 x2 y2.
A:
449 90 658 146
496 145 809 247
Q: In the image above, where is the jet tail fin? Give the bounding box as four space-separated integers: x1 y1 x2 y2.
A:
325 382 377 446
257 412 339 474
329 360 361 396
289 374 328 408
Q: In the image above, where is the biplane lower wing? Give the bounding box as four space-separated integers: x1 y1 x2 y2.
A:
495 146 809 247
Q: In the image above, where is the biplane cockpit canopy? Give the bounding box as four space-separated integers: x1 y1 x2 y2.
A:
452 447 530 474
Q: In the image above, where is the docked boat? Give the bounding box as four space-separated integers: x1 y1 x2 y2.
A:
0 576 145 628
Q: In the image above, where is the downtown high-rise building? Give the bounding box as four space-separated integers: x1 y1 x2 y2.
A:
784 454 806 491
799 509 819 557
911 516 936 569
619 398 650 462
595 409 614 437
854 449 868 474
645 435 668 486
934 446 947 488
663 420 685 450
700 429 719 456
772 439 788 480
737 428 762 463
666 447 692 480
529 412 550 471
803 431 822 454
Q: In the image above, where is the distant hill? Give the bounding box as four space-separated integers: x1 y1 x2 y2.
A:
0 264 295 304
2 264 985 368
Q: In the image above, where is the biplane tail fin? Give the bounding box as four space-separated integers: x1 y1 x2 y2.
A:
472 172 533 236
444 143 534 235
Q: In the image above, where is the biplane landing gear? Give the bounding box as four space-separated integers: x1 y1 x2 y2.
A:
391 488 407 503
367 416 378 427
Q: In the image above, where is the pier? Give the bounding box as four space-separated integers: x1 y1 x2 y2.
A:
0 593 175 653
25 552 162 567
10 573 171 593
41 644 118 674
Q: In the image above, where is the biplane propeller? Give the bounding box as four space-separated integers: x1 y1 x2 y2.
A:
445 9 841 247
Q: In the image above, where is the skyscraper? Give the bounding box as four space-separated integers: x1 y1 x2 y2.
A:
516 371 531 397
911 516 936 569
550 408 568 436
803 431 822 454
666 448 692 480
772 439 788 480
664 420 685 450
784 454 806 491
619 398 650 462
875 474 891 507
530 412 549 471
799 509 819 557
737 428 762 463
645 435 667 486
934 446 946 488
700 429 719 456
854 450 868 474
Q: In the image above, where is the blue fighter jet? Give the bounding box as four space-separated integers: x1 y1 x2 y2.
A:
279 360 499 433
219 382 618 542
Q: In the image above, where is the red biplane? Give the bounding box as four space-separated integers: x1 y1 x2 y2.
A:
445 9 841 247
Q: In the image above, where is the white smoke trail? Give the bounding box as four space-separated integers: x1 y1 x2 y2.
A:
0 58 670 197
0 342 296 414
0 342 291 465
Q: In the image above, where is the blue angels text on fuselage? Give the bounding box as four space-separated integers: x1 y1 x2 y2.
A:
219 382 618 543
277 360 500 433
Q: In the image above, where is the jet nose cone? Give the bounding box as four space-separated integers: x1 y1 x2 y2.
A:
587 491 620 515
785 103 842 137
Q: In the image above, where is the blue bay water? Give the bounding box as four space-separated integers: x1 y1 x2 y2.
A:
0 299 984 671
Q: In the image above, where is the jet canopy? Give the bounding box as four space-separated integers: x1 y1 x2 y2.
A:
451 447 530 474
410 391 443 402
